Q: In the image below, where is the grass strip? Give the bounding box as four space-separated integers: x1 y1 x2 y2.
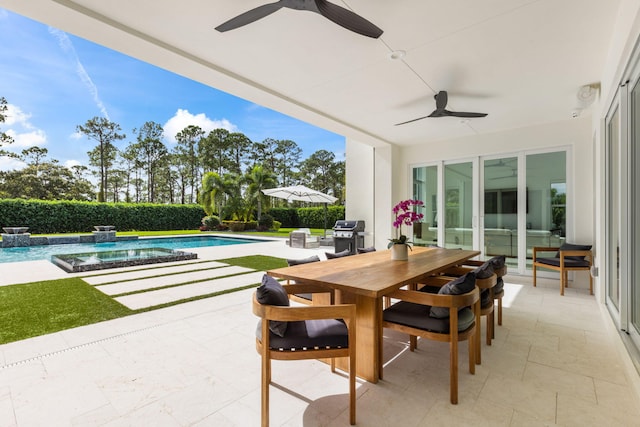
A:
0 278 133 345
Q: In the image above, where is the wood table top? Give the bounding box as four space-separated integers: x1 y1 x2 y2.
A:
268 246 480 298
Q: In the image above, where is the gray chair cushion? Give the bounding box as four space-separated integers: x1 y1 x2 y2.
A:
489 255 506 269
429 272 477 318
473 261 494 279
286 255 321 266
536 257 591 268
555 243 592 260
256 319 348 350
357 246 376 254
384 303 475 334
256 274 289 337
494 277 504 294
326 249 352 259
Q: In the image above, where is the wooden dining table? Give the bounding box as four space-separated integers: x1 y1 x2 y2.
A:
267 246 480 382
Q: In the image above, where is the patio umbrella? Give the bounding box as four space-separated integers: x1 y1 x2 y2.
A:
262 185 338 237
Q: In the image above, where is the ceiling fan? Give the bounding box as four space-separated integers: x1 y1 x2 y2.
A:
395 91 488 126
215 0 383 39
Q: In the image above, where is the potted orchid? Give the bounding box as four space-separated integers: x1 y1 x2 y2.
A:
388 199 424 260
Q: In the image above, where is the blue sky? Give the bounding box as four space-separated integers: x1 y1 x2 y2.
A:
0 8 345 171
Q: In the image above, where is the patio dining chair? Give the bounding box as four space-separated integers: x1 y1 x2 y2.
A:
440 261 498 352
453 256 507 332
254 274 356 426
286 255 326 305
381 272 480 404
533 243 593 295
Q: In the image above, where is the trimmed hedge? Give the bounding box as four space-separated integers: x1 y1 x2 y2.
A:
0 199 205 234
268 206 345 228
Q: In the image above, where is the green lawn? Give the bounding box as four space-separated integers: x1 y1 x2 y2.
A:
0 255 286 345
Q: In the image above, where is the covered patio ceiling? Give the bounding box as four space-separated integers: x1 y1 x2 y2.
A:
0 0 620 147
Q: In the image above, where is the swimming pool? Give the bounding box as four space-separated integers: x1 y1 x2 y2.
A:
0 235 266 264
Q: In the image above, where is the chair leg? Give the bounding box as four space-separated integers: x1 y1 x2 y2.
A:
349 353 356 425
450 339 458 404
589 270 593 295
409 335 418 351
533 265 537 287
468 332 475 375
262 356 270 427
497 297 502 326
486 311 493 346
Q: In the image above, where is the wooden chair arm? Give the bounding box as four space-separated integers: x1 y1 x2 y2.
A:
533 246 560 260
559 250 592 258
431 269 497 290
385 287 479 309
281 283 334 295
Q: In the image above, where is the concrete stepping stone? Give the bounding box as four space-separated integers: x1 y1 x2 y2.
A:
114 271 265 309
83 261 228 285
94 265 253 296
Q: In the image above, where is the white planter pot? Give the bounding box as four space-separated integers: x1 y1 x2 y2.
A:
391 244 409 260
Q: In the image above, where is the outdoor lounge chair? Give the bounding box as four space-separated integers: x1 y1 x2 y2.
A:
288 228 320 249
533 243 593 295
254 275 356 426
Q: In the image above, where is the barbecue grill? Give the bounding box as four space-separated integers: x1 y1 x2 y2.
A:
332 220 365 255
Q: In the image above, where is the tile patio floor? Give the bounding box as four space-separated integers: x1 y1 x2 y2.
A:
1 239 640 426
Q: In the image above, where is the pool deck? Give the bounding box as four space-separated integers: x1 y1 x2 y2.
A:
2 238 640 425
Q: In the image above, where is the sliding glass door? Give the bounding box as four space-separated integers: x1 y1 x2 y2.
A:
444 162 474 250
413 151 567 274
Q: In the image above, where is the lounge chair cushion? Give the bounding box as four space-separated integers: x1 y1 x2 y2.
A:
429 272 477 318
383 303 475 333
256 274 289 337
555 243 592 260
256 319 348 351
286 255 321 266
326 249 352 259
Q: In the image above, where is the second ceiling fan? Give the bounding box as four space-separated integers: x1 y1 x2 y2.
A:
395 91 488 126
215 0 383 39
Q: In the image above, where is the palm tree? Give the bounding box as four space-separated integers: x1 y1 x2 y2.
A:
245 165 277 220
199 171 224 216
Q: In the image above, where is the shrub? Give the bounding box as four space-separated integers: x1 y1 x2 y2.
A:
258 214 274 229
245 221 258 230
226 221 245 232
201 215 221 230
0 199 205 233
272 220 281 231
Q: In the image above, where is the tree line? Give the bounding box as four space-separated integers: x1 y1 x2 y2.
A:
0 97 345 219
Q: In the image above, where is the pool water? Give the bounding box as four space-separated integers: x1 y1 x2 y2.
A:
0 235 265 264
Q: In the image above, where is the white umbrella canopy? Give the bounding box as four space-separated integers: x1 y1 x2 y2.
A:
262 185 337 204
262 185 338 237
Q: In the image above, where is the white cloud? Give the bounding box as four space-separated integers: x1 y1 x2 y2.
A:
2 103 48 149
6 129 47 147
163 109 238 144
64 159 81 168
4 103 33 128
69 131 83 140
0 156 26 172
